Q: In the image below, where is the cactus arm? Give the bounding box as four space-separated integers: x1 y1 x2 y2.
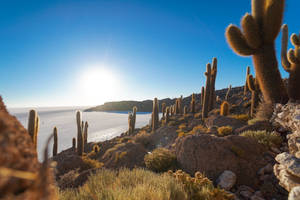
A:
263 0 285 44
288 49 299 65
291 34 300 47
247 75 256 92
241 13 262 49
281 24 292 72
225 25 255 56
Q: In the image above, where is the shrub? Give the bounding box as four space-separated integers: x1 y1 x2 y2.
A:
190 125 208 134
230 114 249 122
144 148 176 172
247 118 267 125
217 126 233 136
168 170 234 200
59 168 187 200
240 130 282 148
81 156 104 169
133 130 151 146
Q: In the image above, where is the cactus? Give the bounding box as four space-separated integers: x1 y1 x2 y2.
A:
28 109 39 150
76 111 84 156
202 63 211 119
93 144 100 153
175 99 179 115
83 121 88 152
209 58 217 111
220 101 230 116
225 0 288 103
161 103 166 119
247 74 260 117
165 107 170 124
281 24 300 101
152 98 159 132
179 95 183 114
72 137 76 151
200 86 205 106
132 106 137 130
128 112 134 134
53 127 58 156
244 66 251 95
225 85 232 101
190 93 196 113
183 105 187 115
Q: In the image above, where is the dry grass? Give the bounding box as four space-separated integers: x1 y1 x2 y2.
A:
217 126 233 136
133 130 151 146
240 130 282 148
81 156 104 169
59 168 234 200
230 114 249 122
247 118 267 125
144 148 176 172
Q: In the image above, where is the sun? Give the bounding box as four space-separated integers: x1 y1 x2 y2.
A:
79 68 118 104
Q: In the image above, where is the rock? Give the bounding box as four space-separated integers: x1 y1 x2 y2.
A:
275 153 300 178
270 147 281 154
175 134 267 187
258 163 273 176
273 164 300 191
250 195 265 200
240 190 253 199
205 115 247 131
217 170 237 190
289 186 300 200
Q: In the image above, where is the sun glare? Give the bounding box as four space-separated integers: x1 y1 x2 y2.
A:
79 68 118 104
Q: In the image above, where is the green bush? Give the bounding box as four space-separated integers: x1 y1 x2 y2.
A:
240 130 282 148
144 148 176 172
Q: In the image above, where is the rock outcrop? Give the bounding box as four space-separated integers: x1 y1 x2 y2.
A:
174 134 268 187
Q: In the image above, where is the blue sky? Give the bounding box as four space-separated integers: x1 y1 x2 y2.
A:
0 0 299 107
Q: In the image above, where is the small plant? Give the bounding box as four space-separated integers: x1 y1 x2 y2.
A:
230 114 249 122
144 148 176 172
240 130 282 148
217 126 233 136
92 144 100 153
81 156 104 169
248 118 267 125
220 101 230 116
190 125 208 135
133 130 151 147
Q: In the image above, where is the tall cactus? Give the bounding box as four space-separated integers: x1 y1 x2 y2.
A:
225 85 232 101
128 112 134 135
152 98 159 132
76 111 84 156
72 137 76 151
183 105 187 115
83 121 88 152
247 74 260 117
200 86 205 106
220 101 230 116
190 93 196 113
165 106 170 124
209 57 217 111
281 24 300 101
132 106 137 130
202 63 211 119
244 66 251 95
53 127 58 156
225 0 288 104
175 99 180 115
161 103 166 119
28 109 39 150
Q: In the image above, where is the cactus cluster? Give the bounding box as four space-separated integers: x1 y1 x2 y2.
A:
27 109 40 150
247 74 260 117
76 111 88 156
152 98 159 132
202 58 218 119
226 0 288 103
281 24 300 101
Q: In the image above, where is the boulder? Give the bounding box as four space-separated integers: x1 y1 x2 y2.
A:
217 170 236 190
205 115 246 131
289 186 300 200
174 134 267 187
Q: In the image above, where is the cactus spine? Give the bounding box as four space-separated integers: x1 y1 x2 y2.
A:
53 127 58 156
76 111 84 156
225 0 288 103
202 63 211 119
281 24 300 101
72 137 76 151
28 109 39 150
83 121 88 152
190 93 196 113
225 85 232 101
247 74 260 117
152 98 159 132
209 58 217 111
244 66 251 95
220 101 230 116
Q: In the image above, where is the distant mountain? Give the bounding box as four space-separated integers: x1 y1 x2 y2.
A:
85 86 244 112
